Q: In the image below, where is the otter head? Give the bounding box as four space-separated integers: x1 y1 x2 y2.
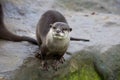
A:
49 22 72 40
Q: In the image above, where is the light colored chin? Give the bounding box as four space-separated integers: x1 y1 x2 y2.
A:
53 36 64 40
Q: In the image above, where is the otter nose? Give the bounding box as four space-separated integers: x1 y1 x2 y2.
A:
56 29 61 33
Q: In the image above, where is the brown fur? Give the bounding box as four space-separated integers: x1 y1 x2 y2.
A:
36 10 68 45
36 10 69 60
0 3 37 45
36 10 90 61
36 10 90 70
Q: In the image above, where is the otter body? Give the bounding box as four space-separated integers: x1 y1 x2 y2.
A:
0 3 37 45
36 10 90 70
36 10 72 60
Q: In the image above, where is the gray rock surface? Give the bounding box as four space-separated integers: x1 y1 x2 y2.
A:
0 0 120 80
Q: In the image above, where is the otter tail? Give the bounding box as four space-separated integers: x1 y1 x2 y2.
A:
0 3 3 24
0 3 38 45
0 27 38 45
21 36 38 45
70 37 90 42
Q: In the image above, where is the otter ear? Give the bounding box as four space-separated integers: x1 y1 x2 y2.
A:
50 24 53 28
69 28 72 32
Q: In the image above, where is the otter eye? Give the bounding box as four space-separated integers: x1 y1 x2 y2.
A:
50 24 53 28
69 28 72 32
53 27 56 29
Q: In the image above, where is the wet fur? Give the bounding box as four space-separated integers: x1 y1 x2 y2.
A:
36 10 70 60
36 10 90 61
46 27 70 55
0 3 37 45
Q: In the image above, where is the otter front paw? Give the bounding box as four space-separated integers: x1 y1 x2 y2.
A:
41 61 49 71
35 53 41 59
59 57 65 63
52 60 60 71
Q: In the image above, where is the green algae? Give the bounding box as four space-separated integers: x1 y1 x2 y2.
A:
53 64 101 80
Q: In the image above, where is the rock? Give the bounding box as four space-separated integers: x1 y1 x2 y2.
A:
0 0 120 80
0 77 5 80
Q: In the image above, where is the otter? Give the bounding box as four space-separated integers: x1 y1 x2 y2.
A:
36 10 89 70
0 3 37 45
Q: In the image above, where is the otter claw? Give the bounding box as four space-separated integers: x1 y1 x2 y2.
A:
41 61 49 71
52 60 60 71
35 53 42 59
35 53 40 58
59 57 65 63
